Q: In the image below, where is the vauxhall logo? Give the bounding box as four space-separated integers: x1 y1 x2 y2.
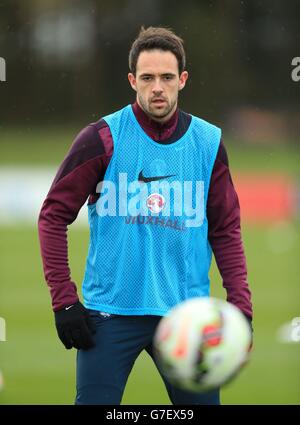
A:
95 173 205 228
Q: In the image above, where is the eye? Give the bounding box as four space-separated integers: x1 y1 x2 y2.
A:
142 76 152 81
164 75 174 81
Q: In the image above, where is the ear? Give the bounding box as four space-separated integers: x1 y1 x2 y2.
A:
178 71 189 91
128 73 137 92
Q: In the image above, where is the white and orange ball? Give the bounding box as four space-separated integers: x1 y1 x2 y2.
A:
154 297 252 392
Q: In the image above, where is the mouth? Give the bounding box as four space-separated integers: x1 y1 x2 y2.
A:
151 99 166 106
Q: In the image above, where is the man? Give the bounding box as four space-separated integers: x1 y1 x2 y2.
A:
38 26 252 405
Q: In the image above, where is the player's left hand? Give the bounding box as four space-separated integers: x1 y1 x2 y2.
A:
54 302 96 350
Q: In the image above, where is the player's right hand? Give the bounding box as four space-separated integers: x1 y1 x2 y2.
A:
54 301 96 350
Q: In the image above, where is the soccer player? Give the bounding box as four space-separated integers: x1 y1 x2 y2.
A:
38 26 252 405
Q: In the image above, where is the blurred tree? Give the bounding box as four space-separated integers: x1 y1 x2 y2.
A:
0 0 299 128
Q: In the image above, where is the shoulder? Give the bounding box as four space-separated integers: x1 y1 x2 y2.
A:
188 114 222 155
101 105 132 125
215 140 229 167
190 113 221 134
70 118 111 157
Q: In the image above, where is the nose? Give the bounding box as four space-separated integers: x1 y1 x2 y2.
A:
152 78 163 95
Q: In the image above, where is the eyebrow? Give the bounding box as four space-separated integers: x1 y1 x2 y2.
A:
139 72 177 77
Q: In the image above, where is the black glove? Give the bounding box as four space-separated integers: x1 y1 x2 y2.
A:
54 301 96 350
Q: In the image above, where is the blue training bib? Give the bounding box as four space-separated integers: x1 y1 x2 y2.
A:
82 105 221 315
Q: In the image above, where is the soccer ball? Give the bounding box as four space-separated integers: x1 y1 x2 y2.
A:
153 297 252 393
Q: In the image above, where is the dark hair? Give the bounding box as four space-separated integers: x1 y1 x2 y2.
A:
129 26 186 75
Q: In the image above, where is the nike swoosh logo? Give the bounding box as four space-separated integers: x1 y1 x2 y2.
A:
138 170 176 183
65 305 74 311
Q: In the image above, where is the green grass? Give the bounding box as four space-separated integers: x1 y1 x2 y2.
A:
0 127 77 166
0 222 299 404
227 143 300 177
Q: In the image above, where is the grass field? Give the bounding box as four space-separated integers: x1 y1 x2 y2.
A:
0 222 299 404
0 129 300 404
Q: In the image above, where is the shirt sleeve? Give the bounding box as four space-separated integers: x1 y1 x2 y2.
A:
38 122 112 311
207 140 253 320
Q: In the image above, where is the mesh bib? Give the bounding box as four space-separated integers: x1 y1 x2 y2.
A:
82 105 221 315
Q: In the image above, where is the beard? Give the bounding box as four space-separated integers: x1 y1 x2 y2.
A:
137 94 178 121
